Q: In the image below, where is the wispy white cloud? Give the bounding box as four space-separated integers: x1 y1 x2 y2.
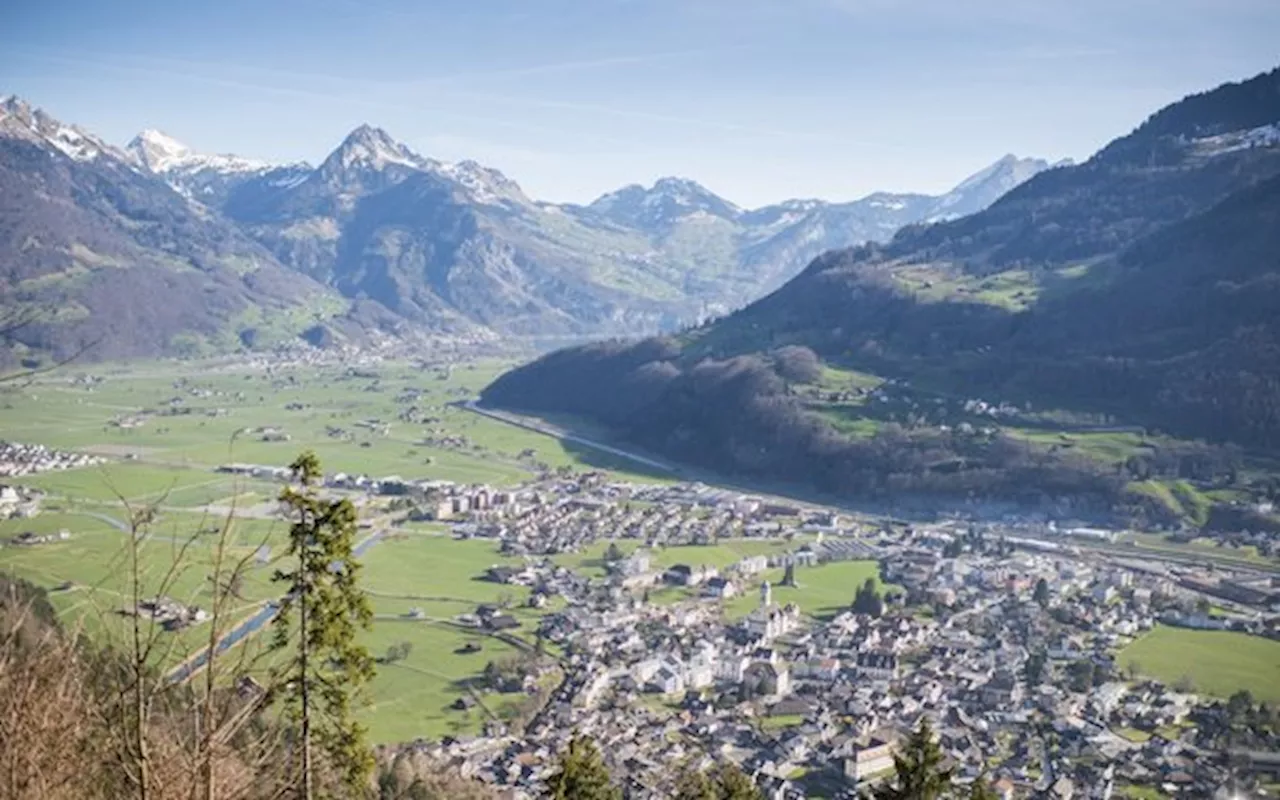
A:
6 49 652 150
408 47 742 86
8 44 735 93
406 85 899 148
11 45 870 151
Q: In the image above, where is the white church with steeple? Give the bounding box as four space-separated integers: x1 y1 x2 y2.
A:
742 579 800 642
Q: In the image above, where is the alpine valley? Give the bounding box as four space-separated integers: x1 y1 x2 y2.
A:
482 66 1280 525
0 93 1056 364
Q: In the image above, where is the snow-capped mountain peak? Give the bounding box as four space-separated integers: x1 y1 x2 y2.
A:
585 176 741 230
324 124 434 173
127 128 270 175
779 199 822 211
0 95 125 163
436 158 525 205
130 129 189 168
926 154 1059 220
649 176 740 212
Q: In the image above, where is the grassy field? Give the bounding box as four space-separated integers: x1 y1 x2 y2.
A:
723 559 888 620
552 537 797 579
1 357 689 742
1118 625 1280 703
346 531 569 742
0 509 285 664
1119 531 1270 567
0 358 662 498
1 510 561 742
891 264 1040 311
1007 429 1154 465
1124 479 1214 527
552 539 888 621
357 618 531 742
1116 786 1170 800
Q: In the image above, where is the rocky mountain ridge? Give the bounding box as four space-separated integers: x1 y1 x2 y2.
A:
1 93 1056 361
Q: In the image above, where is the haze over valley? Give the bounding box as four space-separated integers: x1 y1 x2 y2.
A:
3 4 1280 799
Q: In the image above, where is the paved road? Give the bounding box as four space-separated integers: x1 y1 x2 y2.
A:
163 528 386 684
465 402 1280 581
76 511 130 532
461 401 679 475
461 400 877 517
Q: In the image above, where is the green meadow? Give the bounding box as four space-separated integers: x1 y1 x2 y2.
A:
1118 625 1280 704
5 358 884 743
0 357 670 741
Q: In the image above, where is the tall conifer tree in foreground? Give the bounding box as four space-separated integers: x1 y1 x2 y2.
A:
547 736 621 800
870 718 955 800
272 451 375 798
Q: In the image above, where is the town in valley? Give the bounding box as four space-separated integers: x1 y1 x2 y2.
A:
1 351 1277 800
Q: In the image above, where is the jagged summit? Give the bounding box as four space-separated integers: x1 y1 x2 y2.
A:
308 125 525 205
321 124 433 173
127 128 270 174
0 95 121 162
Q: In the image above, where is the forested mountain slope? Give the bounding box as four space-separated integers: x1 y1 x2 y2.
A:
483 66 1280 520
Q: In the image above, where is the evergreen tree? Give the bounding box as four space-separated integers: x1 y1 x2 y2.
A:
674 767 716 800
675 763 763 800
1025 652 1047 686
782 562 797 587
604 541 624 562
1067 660 1096 693
271 451 376 797
853 578 885 617
1227 689 1255 721
547 736 621 800
966 774 1000 800
870 718 954 800
714 763 765 800
1033 578 1050 608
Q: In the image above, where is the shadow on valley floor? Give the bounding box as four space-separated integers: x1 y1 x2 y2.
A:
559 436 680 483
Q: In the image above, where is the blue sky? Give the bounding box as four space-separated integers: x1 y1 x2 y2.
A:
4 0 1277 206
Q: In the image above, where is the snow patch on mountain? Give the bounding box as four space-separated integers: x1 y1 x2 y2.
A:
0 96 123 163
128 129 271 174
925 154 1058 220
324 124 433 173
584 176 742 230
436 159 525 205
1192 122 1280 156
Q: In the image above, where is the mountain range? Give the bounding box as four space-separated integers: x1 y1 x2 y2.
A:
482 66 1280 519
0 93 1056 362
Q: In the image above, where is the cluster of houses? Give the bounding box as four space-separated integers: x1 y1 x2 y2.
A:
0 483 43 519
397 488 1280 800
6 527 70 546
0 441 104 477
426 475 874 567
128 596 209 631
